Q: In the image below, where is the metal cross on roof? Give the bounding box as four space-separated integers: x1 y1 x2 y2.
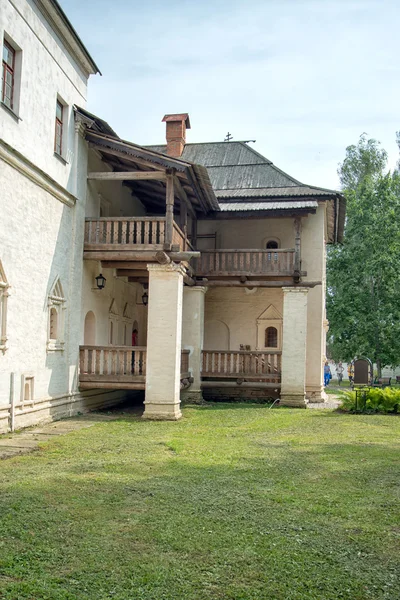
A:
224 132 233 142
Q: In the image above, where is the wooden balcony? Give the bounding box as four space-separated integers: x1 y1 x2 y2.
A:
83 217 192 260
196 249 295 278
201 350 281 382
79 346 191 390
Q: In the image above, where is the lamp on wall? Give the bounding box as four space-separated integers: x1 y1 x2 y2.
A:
95 273 106 290
141 284 148 306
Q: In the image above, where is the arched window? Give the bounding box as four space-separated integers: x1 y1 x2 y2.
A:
0 260 9 353
266 240 279 263
47 277 65 351
265 327 278 348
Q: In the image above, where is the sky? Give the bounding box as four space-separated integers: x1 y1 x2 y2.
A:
60 0 400 189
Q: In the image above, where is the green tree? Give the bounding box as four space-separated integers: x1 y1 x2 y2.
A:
327 135 400 376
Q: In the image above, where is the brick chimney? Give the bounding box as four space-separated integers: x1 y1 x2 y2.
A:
162 113 191 158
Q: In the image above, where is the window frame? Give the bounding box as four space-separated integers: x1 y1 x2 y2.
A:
2 40 15 109
54 99 64 156
47 278 66 352
265 326 278 348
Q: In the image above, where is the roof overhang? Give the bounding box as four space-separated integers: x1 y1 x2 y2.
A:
80 122 219 214
34 0 100 76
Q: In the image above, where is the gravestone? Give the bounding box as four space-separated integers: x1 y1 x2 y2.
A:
353 358 372 385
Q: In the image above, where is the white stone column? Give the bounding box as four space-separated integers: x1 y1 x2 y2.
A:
281 287 309 408
143 263 185 420
181 286 207 403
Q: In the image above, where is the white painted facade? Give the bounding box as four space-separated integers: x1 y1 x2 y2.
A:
0 0 147 432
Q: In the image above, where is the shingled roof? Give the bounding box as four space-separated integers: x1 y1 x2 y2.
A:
147 140 346 242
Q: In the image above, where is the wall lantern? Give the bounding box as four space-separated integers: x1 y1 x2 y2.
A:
142 290 149 306
95 273 106 290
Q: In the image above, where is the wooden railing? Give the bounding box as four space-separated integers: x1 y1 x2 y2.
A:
79 346 191 387
201 350 281 380
172 222 193 251
80 346 147 380
181 349 190 376
84 217 166 248
84 218 191 252
196 249 295 276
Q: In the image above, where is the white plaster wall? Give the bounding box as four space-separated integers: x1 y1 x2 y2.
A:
86 151 146 218
204 288 284 351
0 160 75 406
81 261 147 348
0 0 89 192
197 217 295 250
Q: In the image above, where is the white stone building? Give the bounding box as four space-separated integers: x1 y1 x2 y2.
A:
0 0 346 432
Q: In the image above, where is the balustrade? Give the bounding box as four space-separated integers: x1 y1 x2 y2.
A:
196 249 295 276
201 350 281 380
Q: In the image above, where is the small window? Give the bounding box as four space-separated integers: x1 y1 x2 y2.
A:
54 99 64 155
2 41 15 109
109 321 114 345
47 278 65 351
21 374 34 404
266 240 278 249
265 327 278 348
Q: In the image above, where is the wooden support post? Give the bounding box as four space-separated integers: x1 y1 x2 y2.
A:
191 218 198 249
182 203 188 249
294 217 301 282
165 170 175 249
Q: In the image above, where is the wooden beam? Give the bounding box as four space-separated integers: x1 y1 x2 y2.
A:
183 274 195 286
174 176 196 219
156 251 171 265
169 251 200 261
85 251 158 261
79 382 145 390
90 145 170 172
196 280 321 288
116 270 148 277
165 170 175 246
102 262 150 269
294 216 302 282
88 171 166 181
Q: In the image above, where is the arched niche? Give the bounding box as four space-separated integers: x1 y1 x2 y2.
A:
204 320 230 351
84 311 96 345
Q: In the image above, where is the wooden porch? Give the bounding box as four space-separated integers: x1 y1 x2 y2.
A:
79 346 190 390
201 350 281 383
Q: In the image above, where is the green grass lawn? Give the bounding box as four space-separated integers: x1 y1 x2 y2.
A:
0 405 399 600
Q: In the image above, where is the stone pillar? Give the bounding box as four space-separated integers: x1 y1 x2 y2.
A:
281 287 309 408
181 286 207 403
143 263 185 420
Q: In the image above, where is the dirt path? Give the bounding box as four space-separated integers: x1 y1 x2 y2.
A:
0 413 119 460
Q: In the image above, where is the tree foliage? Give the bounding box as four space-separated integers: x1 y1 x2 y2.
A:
327 135 400 373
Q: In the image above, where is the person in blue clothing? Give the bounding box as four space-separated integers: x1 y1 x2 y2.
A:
324 362 331 386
